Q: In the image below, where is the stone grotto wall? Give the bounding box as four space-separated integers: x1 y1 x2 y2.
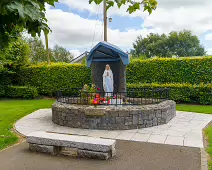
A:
52 100 176 130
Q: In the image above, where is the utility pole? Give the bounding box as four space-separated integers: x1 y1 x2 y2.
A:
103 0 107 42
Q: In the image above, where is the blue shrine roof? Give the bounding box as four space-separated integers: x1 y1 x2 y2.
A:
86 41 130 67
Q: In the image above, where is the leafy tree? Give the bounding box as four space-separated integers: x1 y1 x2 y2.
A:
26 37 73 63
27 37 47 63
0 36 31 69
89 0 158 14
51 44 73 63
132 30 206 58
0 0 58 48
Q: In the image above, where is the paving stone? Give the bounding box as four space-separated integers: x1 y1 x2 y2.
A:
184 138 204 148
101 131 120 139
88 130 107 138
131 133 151 142
165 136 184 146
148 134 167 144
115 132 135 140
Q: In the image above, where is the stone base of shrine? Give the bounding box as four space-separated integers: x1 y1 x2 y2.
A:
52 100 176 130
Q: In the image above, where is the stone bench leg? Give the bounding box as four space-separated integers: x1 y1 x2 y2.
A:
29 144 115 160
29 143 61 155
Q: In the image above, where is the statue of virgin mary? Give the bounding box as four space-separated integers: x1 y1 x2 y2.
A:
103 64 114 96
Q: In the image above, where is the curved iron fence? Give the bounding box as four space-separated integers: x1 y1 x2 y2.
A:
56 88 170 106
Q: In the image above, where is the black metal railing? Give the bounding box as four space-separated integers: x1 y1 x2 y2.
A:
56 88 170 106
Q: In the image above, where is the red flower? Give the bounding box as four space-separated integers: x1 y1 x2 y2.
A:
95 94 100 99
97 87 101 91
101 98 106 101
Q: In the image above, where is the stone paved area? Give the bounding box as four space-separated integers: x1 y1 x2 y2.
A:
15 109 212 148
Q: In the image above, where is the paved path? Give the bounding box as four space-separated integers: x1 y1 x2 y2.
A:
0 140 201 170
15 109 212 148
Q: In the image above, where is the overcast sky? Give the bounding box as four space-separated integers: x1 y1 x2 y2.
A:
42 0 212 57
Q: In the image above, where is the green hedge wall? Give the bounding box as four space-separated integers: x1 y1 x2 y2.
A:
127 57 212 84
0 85 5 97
16 63 91 95
5 86 38 99
12 57 212 104
0 68 15 86
127 83 212 105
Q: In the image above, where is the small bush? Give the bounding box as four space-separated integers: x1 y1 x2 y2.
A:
0 85 5 97
127 83 212 105
5 86 38 99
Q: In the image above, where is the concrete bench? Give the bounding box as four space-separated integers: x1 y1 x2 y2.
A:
26 131 116 160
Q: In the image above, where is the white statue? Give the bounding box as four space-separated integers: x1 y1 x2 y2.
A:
103 64 114 96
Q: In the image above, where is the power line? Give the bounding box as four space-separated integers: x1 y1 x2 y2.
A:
91 5 100 48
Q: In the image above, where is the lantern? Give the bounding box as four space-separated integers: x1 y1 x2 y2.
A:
109 17 112 22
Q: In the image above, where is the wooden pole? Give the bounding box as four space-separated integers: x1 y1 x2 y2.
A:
44 33 50 64
103 0 107 42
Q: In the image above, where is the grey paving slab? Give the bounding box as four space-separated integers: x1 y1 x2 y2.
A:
15 109 212 148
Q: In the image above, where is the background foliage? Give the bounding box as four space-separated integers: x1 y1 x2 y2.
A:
90 0 158 14
1 56 211 104
1 36 31 69
0 0 58 48
127 57 212 84
5 86 38 99
131 30 206 58
127 83 212 105
16 63 91 95
26 37 74 63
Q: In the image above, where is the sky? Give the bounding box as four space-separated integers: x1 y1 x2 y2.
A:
42 0 212 57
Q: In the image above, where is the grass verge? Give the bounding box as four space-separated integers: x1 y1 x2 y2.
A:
204 126 212 170
0 99 54 150
176 104 212 114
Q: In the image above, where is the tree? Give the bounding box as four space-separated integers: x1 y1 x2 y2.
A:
89 0 158 14
27 37 47 63
51 44 74 63
0 36 31 69
0 0 58 48
26 37 73 63
132 30 206 58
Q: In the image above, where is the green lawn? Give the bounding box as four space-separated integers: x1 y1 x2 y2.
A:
176 104 212 114
204 127 212 169
0 99 54 150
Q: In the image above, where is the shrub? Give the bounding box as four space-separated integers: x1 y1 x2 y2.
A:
16 63 91 96
2 37 31 69
127 57 212 84
0 85 5 97
0 70 16 86
127 83 212 105
5 86 38 99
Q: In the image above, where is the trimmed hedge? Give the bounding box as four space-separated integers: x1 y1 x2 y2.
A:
4 86 38 99
16 63 91 96
127 83 212 105
127 57 212 84
0 68 15 86
0 85 5 97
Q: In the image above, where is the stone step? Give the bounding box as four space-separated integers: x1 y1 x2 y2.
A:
26 131 116 160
